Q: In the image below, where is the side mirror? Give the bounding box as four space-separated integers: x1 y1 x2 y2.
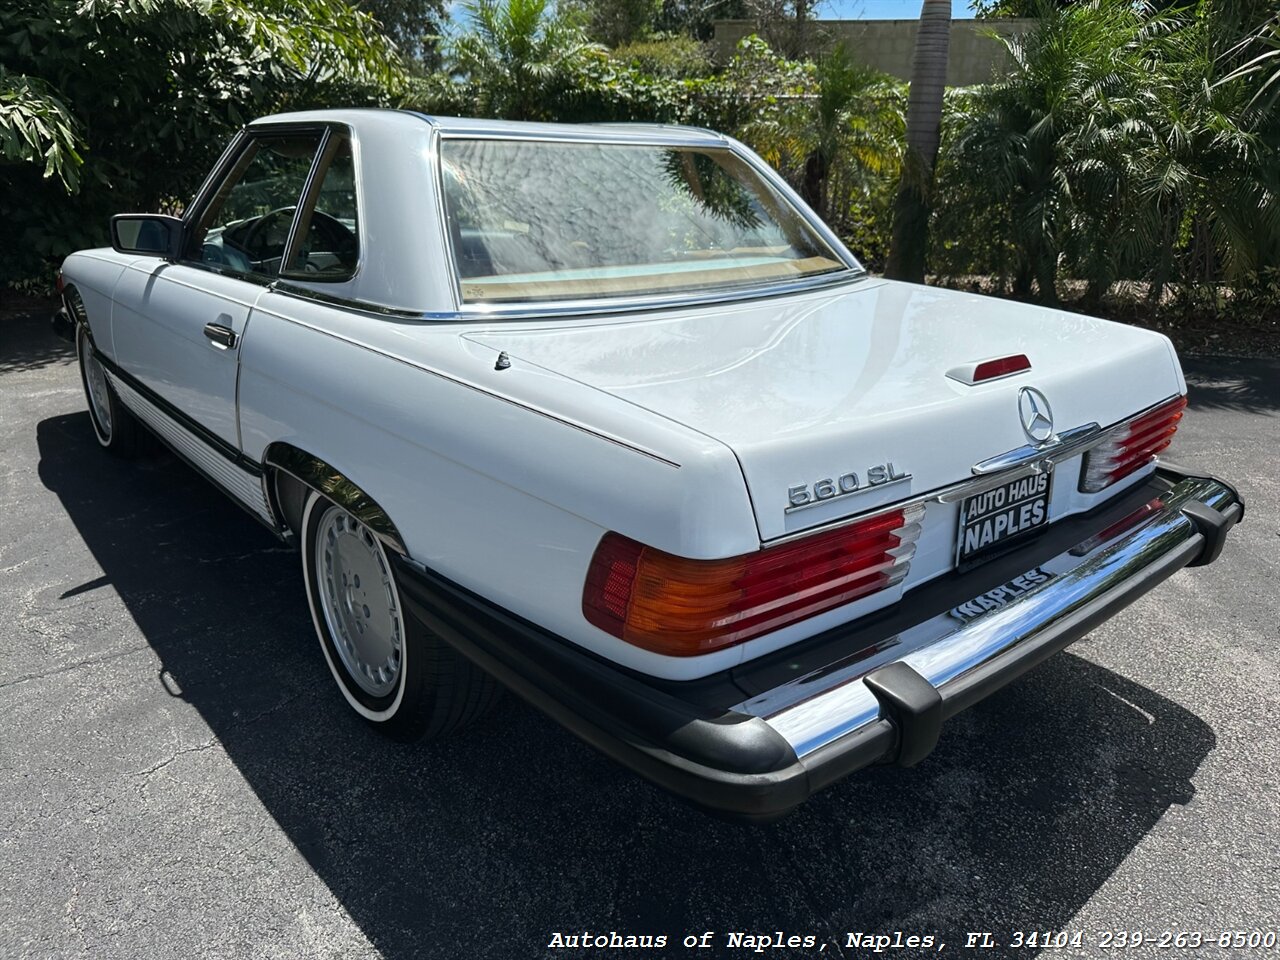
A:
110 214 184 261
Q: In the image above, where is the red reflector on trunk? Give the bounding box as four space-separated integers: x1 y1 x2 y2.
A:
582 506 924 656
972 354 1031 382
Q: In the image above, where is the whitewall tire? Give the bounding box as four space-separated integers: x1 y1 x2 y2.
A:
300 490 500 740
76 325 142 457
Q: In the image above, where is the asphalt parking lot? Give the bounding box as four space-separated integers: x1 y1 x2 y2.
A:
1 305 1277 960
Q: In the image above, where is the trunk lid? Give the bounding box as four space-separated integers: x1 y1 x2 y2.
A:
465 279 1184 541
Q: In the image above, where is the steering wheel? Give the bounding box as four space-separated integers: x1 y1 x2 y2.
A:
235 206 298 265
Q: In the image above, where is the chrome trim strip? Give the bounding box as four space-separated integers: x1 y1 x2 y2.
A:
107 371 275 524
268 281 445 320
447 270 868 322
970 422 1102 475
434 129 728 147
279 127 334 277
748 476 1233 758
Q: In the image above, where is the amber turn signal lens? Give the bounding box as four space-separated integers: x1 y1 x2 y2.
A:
582 506 924 657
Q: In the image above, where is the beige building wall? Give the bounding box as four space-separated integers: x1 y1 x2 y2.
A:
709 18 1036 86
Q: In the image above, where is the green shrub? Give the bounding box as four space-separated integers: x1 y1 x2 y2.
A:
0 0 404 290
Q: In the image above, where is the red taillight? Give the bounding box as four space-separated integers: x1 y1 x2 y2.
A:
972 354 1031 382
1080 395 1187 493
582 506 924 656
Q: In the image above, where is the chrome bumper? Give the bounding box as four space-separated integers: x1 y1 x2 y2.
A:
742 474 1242 766
396 467 1243 822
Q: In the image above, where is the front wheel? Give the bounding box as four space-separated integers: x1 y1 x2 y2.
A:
300 491 500 740
76 325 143 457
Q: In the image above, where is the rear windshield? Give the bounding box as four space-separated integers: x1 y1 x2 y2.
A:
439 138 851 305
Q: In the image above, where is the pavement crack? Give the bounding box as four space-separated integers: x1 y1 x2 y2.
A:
0 643 153 690
131 690 305 779
134 737 221 778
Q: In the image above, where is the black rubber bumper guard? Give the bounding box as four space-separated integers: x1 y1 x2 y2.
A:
392 464 1243 822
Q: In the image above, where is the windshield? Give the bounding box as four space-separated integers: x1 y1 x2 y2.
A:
439 138 853 305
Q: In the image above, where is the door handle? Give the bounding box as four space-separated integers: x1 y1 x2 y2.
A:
203 322 237 350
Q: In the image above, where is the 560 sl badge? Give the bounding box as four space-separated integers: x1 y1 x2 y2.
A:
786 462 912 513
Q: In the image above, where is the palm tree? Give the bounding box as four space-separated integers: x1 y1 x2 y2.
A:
885 0 951 283
931 0 1277 304
447 0 604 121
743 46 904 227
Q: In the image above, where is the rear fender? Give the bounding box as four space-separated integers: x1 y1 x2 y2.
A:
262 443 407 555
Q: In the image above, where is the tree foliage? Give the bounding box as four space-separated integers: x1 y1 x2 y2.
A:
0 68 83 191
444 0 608 120
0 0 405 287
743 45 904 263
354 0 448 64
930 0 1279 304
562 0 664 47
3 0 1277 314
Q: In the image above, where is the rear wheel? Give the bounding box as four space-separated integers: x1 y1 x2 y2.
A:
300 490 500 740
76 325 143 457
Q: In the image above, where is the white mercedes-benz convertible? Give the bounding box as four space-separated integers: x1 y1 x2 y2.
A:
55 109 1244 819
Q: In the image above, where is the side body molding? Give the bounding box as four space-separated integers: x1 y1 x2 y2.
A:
262 443 407 555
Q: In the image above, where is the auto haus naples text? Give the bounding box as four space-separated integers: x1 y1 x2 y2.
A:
960 472 1050 555
546 930 943 952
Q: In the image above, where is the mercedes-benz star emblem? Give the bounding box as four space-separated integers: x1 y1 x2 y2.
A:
1018 386 1055 443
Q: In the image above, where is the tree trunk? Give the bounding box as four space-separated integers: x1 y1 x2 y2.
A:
800 150 827 220
885 0 951 283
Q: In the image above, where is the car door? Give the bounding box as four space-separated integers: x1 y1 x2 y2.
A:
110 129 324 450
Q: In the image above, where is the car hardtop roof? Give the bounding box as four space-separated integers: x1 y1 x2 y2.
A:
249 108 728 145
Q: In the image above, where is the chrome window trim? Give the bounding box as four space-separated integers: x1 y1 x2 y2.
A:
431 131 867 321
268 269 870 323
268 280 452 320
279 127 334 279
430 126 728 147
180 123 342 283
181 129 251 233
277 124 366 286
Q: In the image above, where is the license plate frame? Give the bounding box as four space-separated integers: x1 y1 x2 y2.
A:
956 469 1053 566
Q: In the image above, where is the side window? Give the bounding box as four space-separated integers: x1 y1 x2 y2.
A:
282 137 359 281
188 133 322 280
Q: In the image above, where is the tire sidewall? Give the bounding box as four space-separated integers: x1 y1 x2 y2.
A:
302 491 410 723
76 325 113 448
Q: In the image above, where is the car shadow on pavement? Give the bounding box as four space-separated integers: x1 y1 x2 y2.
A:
37 412 1217 960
